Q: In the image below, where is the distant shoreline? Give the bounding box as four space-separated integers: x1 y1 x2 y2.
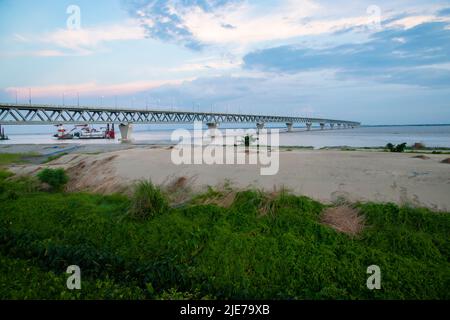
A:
362 124 450 127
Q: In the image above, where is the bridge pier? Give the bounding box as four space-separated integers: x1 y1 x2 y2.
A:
256 122 265 133
330 123 335 130
119 123 133 142
207 122 219 137
306 123 312 131
207 122 218 130
337 123 342 129
0 124 8 140
286 122 293 132
320 123 325 130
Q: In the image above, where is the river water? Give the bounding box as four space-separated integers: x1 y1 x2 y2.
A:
1 125 449 149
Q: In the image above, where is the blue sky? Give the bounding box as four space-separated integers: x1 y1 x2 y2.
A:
1 0 450 124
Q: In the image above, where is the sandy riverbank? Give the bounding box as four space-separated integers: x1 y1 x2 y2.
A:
7 146 450 211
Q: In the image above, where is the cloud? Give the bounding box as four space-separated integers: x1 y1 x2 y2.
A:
141 71 450 124
379 67 450 87
384 15 446 29
170 55 242 72
41 22 146 53
11 21 146 56
124 0 241 50
437 7 450 16
243 21 450 87
5 79 189 98
0 49 71 58
32 50 69 57
13 34 28 42
145 70 352 112
123 0 450 51
123 0 393 49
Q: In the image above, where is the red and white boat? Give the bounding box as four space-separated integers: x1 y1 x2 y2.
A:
54 124 115 140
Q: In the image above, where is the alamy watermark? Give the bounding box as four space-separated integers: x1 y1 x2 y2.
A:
366 5 382 31
66 265 81 290
170 121 280 176
66 5 81 30
367 265 381 290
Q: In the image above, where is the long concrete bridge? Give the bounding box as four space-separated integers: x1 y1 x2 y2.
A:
0 103 360 140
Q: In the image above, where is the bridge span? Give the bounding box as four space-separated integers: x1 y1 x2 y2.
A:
0 103 360 140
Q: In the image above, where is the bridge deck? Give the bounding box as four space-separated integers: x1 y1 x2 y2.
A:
0 103 360 126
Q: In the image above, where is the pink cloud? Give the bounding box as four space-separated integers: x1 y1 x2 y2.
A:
6 79 191 98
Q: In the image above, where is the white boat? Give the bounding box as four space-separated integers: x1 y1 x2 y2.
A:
54 124 115 140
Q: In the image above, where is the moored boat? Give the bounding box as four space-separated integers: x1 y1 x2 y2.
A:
54 124 115 140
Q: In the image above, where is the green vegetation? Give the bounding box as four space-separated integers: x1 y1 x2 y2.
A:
0 152 40 166
37 168 69 192
280 146 314 151
0 151 75 167
316 145 450 154
128 180 169 220
0 253 206 300
0 254 145 299
0 153 23 166
0 169 448 300
43 152 68 164
383 143 450 154
386 143 407 153
244 135 251 147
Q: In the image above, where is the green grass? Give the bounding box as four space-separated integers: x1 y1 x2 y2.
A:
37 168 69 192
0 253 207 300
42 152 68 164
0 152 41 166
128 180 169 220
0 152 71 166
280 146 315 150
0 169 448 300
0 254 146 299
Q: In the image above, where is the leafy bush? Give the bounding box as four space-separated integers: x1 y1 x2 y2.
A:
128 180 169 220
37 168 69 191
385 143 394 151
385 142 407 152
394 143 407 152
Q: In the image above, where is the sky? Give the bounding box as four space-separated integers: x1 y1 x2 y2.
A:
0 0 450 125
